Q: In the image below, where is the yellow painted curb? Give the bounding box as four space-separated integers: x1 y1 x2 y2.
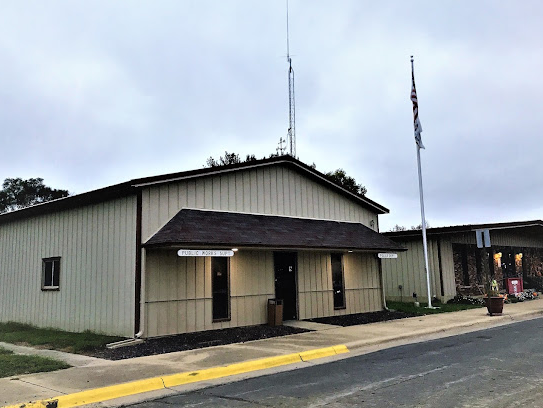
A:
2 344 349 408
300 345 343 361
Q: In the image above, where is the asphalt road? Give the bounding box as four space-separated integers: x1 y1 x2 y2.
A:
129 317 543 407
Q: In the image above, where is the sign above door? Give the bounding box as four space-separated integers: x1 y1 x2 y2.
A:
177 249 234 257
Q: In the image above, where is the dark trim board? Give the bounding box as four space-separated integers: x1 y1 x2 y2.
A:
134 191 143 336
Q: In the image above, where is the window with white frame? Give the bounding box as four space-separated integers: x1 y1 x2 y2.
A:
42 257 60 290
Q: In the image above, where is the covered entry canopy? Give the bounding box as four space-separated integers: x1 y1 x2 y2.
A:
144 208 405 252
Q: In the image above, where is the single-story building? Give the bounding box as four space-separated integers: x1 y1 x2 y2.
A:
382 221 543 303
0 155 404 338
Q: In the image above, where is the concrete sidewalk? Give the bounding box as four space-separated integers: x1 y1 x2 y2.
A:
2 299 542 408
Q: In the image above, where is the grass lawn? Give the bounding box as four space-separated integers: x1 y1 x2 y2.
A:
387 301 484 315
0 322 125 354
0 347 70 378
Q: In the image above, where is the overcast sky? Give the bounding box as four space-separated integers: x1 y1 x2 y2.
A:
1 1 542 231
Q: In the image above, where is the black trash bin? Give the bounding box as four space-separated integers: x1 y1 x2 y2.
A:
267 298 283 326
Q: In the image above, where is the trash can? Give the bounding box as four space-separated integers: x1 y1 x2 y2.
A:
268 298 283 327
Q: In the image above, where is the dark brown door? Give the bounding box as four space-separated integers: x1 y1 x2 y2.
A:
212 257 230 321
274 252 298 320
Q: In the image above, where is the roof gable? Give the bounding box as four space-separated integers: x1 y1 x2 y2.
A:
131 155 388 214
0 155 388 225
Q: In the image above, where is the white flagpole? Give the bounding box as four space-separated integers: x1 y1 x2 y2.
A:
411 56 433 308
416 145 433 308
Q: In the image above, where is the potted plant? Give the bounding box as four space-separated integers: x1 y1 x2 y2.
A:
484 279 505 316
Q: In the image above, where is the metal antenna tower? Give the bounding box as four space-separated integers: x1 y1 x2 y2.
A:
286 0 296 157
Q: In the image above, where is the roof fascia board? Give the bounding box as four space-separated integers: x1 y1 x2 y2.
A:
145 243 407 252
0 182 135 225
131 161 279 188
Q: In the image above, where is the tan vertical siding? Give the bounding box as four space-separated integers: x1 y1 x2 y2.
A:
145 249 383 337
297 252 381 319
297 252 331 319
382 239 445 303
439 238 456 298
0 196 137 337
144 249 274 337
141 165 378 242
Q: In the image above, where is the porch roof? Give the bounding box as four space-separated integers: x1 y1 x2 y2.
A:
143 209 405 252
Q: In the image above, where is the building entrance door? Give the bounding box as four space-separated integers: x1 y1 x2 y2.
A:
274 252 298 320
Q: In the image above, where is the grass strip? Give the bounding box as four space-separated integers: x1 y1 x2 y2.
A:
387 301 483 315
0 347 70 378
0 322 125 354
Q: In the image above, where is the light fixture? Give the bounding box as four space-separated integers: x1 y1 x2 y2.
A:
494 252 502 259
231 248 239 252
348 250 353 253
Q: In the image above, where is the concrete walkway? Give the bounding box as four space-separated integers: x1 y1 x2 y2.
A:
1 299 542 408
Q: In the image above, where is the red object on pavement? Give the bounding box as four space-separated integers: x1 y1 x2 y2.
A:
506 277 523 294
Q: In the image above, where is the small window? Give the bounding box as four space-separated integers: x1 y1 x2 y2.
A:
331 253 346 309
212 257 230 321
42 257 61 290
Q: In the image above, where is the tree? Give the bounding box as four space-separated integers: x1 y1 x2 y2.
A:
205 151 242 167
324 169 367 196
410 221 430 230
205 152 261 168
204 154 368 195
0 178 69 213
389 221 430 231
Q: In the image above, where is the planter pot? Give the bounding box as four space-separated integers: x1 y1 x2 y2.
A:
486 296 504 316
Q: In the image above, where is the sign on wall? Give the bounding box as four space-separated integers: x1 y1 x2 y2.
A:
378 253 398 259
475 229 491 248
177 249 234 257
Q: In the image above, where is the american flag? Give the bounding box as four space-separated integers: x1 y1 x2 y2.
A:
411 59 424 149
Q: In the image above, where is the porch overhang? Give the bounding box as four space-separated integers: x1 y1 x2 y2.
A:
143 209 406 253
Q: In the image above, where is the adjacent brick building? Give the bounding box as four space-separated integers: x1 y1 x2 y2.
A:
382 221 543 302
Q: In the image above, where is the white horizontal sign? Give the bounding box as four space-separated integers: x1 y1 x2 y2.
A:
177 249 234 257
378 253 398 259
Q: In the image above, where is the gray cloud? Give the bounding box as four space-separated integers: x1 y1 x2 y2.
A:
1 0 542 231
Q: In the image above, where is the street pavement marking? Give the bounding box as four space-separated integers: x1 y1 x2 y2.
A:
2 344 349 408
